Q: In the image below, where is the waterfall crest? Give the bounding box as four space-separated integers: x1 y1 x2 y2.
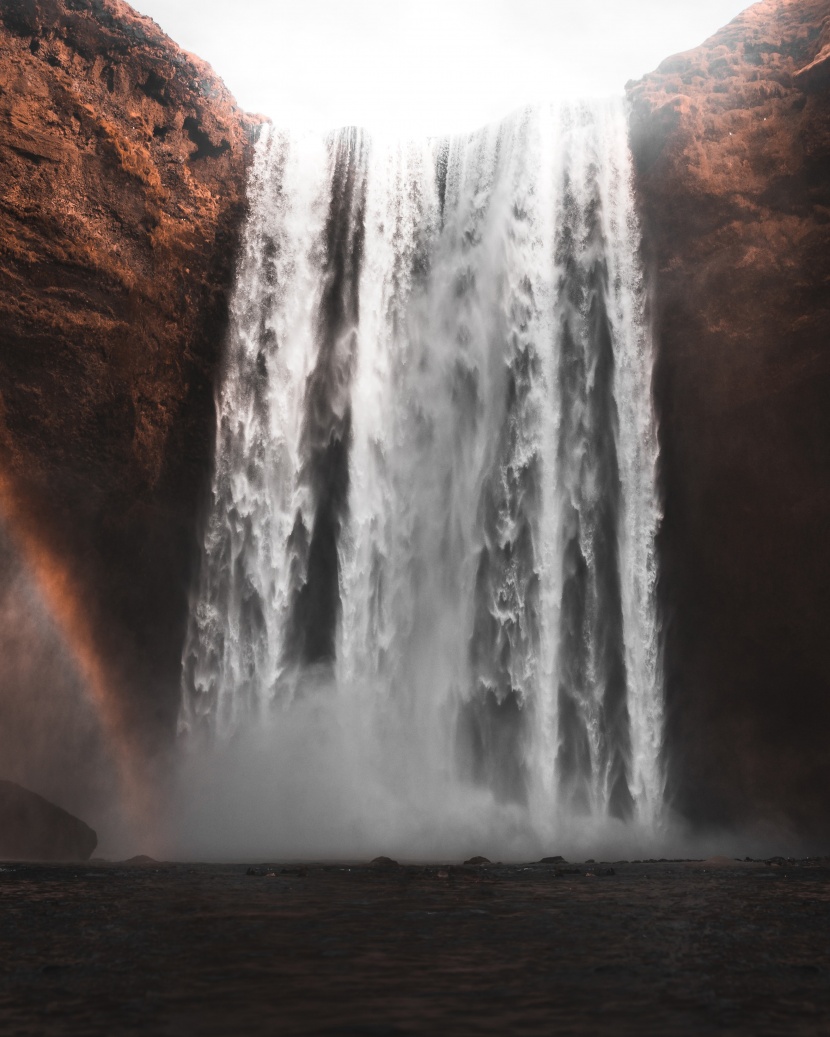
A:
179 101 664 857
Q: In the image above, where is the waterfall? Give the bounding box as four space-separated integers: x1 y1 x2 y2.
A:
179 100 664 857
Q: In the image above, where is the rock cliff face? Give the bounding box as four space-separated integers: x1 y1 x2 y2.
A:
0 0 256 766
627 0 830 839
2 0 829 841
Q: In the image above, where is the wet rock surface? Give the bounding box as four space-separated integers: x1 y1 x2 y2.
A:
627 0 830 835
0 858 828 1034
0 0 256 752
0 781 96 861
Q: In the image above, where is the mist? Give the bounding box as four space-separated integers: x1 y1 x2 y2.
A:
0 521 130 853
132 0 751 134
156 671 804 864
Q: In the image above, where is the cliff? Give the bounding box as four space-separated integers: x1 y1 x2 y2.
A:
0 0 256 760
3 0 830 842
627 0 830 839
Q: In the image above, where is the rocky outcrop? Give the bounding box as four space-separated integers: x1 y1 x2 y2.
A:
627 0 830 838
0 0 257 749
0 779 97 860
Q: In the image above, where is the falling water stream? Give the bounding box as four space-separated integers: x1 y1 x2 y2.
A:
177 100 664 859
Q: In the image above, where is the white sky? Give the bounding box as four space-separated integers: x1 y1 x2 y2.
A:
133 0 751 135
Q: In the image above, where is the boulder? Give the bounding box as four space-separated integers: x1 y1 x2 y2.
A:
0 779 97 860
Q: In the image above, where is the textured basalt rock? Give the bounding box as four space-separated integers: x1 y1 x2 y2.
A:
0 779 97 860
0 0 258 750
627 0 830 838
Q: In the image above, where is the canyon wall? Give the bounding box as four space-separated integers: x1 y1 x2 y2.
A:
1 0 829 840
627 0 830 840
0 0 256 789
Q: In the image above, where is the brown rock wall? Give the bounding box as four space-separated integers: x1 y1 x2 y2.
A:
0 0 257 756
627 0 830 838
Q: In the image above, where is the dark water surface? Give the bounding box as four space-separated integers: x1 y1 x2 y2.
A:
0 858 828 1035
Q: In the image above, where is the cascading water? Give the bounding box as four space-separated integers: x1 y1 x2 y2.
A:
178 99 664 859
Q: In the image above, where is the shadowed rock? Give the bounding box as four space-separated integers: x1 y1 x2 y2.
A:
627 0 830 838
0 780 97 861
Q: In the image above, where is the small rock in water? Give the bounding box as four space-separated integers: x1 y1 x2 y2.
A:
693 855 758 868
370 856 399 868
540 855 567 864
464 856 491 866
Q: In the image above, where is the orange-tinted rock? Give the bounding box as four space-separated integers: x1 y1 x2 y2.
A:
627 0 830 837
0 1 258 749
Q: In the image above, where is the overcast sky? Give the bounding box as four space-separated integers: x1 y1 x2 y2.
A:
133 0 751 135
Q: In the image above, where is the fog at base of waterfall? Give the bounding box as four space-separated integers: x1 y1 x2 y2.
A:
172 100 665 861
161 693 797 863
166 693 668 862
